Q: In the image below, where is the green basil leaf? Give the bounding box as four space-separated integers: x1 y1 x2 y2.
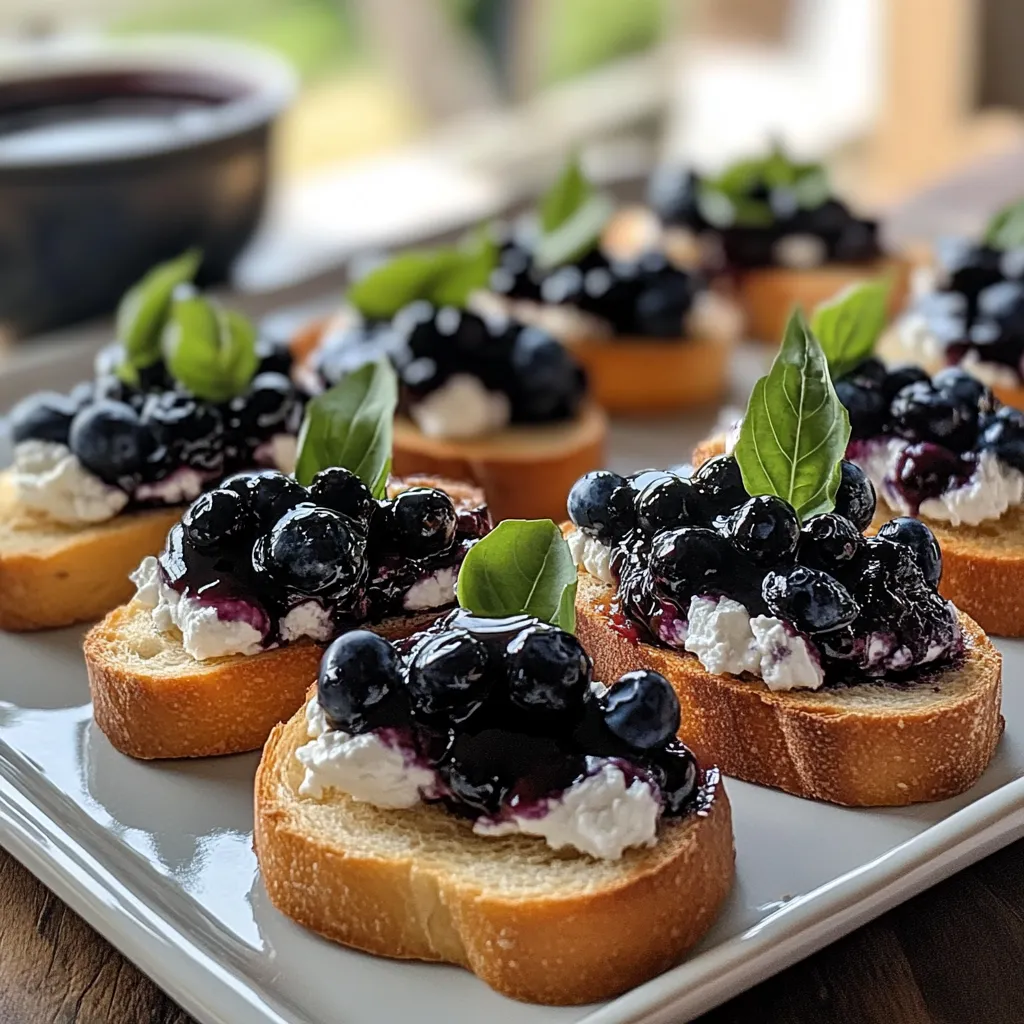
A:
811 276 893 379
734 308 851 520
161 296 259 403
984 198 1024 250
294 357 398 495
116 249 201 373
539 155 592 233
429 229 498 307
532 192 614 270
456 519 578 632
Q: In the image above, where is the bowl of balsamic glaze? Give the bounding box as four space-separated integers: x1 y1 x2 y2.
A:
0 37 296 337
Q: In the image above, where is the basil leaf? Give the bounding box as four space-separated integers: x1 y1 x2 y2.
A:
161 296 259 403
734 308 851 520
116 249 201 375
532 193 614 270
811 276 893 379
539 155 592 233
294 357 398 495
347 234 497 319
984 198 1024 250
457 519 578 632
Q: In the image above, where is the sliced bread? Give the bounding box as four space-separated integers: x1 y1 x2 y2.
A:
254 700 735 1005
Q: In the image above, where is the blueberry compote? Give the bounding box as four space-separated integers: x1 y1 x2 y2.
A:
900 238 1024 381
836 357 1024 515
491 218 707 340
157 469 491 648
313 303 586 427
9 334 304 510
647 166 881 271
567 457 963 682
312 612 712 830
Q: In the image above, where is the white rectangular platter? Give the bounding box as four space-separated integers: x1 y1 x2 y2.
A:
0 343 1022 1024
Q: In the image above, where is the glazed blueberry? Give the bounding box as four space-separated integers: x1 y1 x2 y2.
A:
181 488 253 549
833 461 877 531
649 527 735 605
567 470 635 543
140 391 224 472
390 488 457 559
762 565 860 634
835 379 887 438
890 381 978 451
309 467 375 528
692 455 748 514
877 517 942 586
257 505 366 597
255 334 295 377
318 631 404 734
882 365 930 402
227 470 309 529
651 739 699 814
406 629 490 723
228 372 300 442
724 495 800 566
600 670 681 751
68 400 156 485
980 406 1024 471
846 357 888 389
9 391 77 445
631 259 699 337
797 513 863 570
505 624 592 717
628 468 675 494
635 475 703 534
932 367 994 415
508 327 585 421
892 442 972 508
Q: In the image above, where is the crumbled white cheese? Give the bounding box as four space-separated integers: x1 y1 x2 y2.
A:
473 761 660 860
685 289 744 343
402 566 458 611
772 233 827 269
749 616 825 691
409 373 511 439
685 596 762 676
13 440 128 524
279 600 334 643
566 530 615 585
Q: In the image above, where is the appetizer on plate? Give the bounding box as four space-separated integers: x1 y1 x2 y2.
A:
881 197 1024 407
567 313 1002 805
294 236 606 523
482 157 742 414
648 147 909 343
255 519 734 1005
84 361 492 759
1 252 305 631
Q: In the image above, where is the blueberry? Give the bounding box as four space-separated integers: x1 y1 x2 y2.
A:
140 391 224 472
932 367 994 415
390 488 457 559
256 505 366 597
631 262 699 337
797 513 864 570
309 467 375 527
835 379 887 438
181 488 253 549
505 624 592 717
762 565 859 634
628 468 675 494
600 670 681 751
725 495 800 566
228 371 301 443
255 334 295 377
8 392 77 445
406 629 490 723
68 400 156 485
877 517 942 587
508 326 585 421
890 380 978 451
834 461 876 531
651 740 699 814
980 405 1024 471
635 475 703 534
845 357 888 390
567 470 635 543
318 631 404 734
892 442 971 508
881 365 930 402
226 470 308 529
649 526 736 605
693 455 748 514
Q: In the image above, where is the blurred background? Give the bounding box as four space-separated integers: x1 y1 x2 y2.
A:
3 0 1024 340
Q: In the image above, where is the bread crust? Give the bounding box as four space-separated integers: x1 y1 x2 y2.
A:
0 472 183 631
737 255 910 344
573 571 1002 806
254 702 735 1005
85 476 486 759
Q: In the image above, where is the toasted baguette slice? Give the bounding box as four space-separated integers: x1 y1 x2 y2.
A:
254 701 735 1005
84 476 486 760
391 403 606 523
574 571 1002 805
738 255 910 344
692 434 1024 636
0 471 183 632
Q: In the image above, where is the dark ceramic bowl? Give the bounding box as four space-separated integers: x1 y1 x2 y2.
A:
0 38 296 337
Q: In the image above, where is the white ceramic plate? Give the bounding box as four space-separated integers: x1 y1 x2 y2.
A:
1 345 1022 1024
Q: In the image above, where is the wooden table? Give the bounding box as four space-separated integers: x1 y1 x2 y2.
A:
1 833 1022 1023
